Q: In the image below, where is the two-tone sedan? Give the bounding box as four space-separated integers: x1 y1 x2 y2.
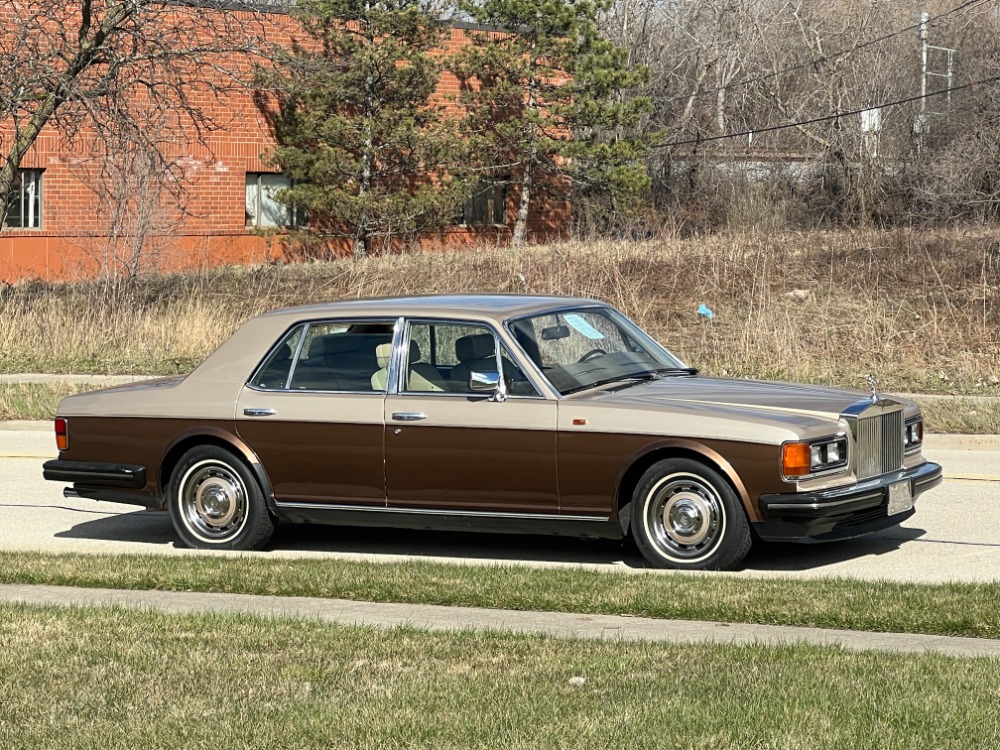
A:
42 295 942 570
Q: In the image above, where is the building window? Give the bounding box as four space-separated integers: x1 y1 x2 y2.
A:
245 172 299 228
4 169 42 229
459 178 508 226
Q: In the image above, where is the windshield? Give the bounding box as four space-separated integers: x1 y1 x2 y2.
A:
507 306 692 396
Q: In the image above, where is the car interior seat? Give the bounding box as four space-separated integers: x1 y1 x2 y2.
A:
450 333 497 392
371 341 448 392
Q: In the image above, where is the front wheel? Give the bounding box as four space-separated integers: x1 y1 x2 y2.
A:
630 458 751 570
168 445 275 550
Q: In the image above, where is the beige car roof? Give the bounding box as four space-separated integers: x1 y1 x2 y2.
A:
260 294 604 326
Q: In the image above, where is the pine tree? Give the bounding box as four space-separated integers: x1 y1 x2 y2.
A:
259 0 470 257
450 0 653 244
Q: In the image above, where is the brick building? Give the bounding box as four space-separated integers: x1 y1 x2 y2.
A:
0 7 567 283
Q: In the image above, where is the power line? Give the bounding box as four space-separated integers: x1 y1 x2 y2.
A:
662 0 990 106
655 74 1000 149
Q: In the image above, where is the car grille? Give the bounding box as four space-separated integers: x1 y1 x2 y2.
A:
856 410 904 479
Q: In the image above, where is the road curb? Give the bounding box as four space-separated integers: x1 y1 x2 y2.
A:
2 583 999 658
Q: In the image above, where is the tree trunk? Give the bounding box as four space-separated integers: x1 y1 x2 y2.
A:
511 159 533 246
511 49 539 247
353 11 375 259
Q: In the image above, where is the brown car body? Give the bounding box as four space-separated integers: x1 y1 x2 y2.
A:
43 294 942 570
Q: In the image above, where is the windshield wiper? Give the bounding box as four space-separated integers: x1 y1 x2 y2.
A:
562 367 699 396
600 368 698 393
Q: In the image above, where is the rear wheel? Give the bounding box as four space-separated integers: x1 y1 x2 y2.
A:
630 458 751 570
168 445 275 550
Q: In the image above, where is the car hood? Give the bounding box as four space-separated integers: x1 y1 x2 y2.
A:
589 375 886 419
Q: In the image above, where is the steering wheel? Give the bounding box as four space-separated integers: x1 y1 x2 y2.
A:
578 348 608 363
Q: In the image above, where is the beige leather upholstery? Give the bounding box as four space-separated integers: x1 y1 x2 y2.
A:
451 333 496 392
371 341 447 392
371 343 393 390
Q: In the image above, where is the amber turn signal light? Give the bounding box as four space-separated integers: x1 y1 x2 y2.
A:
54 418 69 451
781 442 811 478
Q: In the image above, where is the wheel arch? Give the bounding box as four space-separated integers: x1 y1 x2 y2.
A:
159 427 277 515
615 439 752 535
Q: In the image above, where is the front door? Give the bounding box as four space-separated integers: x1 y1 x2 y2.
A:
383 319 559 513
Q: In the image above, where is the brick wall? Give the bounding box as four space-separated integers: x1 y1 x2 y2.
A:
0 10 568 283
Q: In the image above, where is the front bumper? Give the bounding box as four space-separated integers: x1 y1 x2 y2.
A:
753 461 943 542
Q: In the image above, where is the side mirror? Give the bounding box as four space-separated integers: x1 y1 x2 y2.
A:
469 370 507 402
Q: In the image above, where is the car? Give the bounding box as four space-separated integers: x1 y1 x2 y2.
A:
42 294 942 570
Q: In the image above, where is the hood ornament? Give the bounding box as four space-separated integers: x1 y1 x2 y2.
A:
864 374 880 402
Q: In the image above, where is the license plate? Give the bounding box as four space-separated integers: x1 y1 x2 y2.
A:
887 481 913 516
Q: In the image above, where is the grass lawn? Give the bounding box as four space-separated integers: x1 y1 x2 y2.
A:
0 382 100 421
1 605 998 749
2 551 1000 639
3 231 999 396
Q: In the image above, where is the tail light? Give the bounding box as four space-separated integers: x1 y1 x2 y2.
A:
54 418 69 451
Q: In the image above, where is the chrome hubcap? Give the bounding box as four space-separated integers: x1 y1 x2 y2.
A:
646 473 724 560
180 461 247 541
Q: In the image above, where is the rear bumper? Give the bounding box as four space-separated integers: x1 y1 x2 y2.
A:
43 459 160 508
42 459 146 488
752 461 943 542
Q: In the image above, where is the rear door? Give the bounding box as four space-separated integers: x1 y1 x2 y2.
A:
235 319 393 506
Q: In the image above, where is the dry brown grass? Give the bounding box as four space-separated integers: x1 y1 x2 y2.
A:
1 227 998 394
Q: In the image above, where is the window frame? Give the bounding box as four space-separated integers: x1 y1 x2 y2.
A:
456 177 509 228
3 169 43 229
245 171 301 229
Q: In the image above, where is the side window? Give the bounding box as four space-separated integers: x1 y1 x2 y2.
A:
404 321 538 396
249 326 304 390
401 321 460 393
285 321 393 392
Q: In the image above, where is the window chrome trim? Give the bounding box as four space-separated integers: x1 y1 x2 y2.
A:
397 317 547 399
273 501 608 523
385 316 406 395
244 316 397 394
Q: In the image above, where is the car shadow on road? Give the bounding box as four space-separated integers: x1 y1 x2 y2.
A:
54 509 177 546
743 526 926 572
53 508 928 573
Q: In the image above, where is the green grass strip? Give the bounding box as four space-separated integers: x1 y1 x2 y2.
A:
1 604 998 749
2 551 999 639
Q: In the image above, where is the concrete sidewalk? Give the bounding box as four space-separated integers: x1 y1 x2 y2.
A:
1 583 998 658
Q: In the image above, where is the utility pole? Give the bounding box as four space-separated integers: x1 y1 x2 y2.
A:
916 10 956 154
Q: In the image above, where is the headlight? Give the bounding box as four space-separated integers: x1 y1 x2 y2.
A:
904 418 924 454
782 436 849 480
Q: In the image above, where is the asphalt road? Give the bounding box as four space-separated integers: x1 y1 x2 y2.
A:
1 421 998 583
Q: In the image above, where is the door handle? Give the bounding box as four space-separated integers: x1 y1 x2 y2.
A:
391 412 427 421
243 408 277 417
